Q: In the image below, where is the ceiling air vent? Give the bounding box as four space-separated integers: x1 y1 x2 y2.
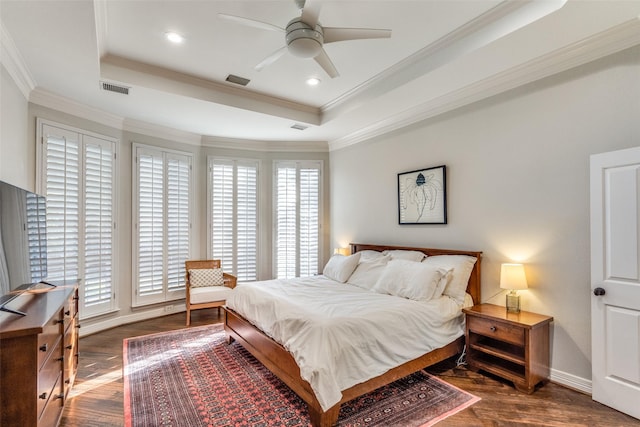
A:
291 124 308 131
100 81 130 95
225 74 250 86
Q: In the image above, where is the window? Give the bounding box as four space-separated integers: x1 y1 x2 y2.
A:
274 161 322 279
133 144 192 306
38 121 116 318
208 158 258 281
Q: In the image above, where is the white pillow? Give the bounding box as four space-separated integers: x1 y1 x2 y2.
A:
323 252 361 283
372 259 450 301
357 250 385 262
347 255 390 290
381 249 426 262
189 268 224 288
422 255 477 305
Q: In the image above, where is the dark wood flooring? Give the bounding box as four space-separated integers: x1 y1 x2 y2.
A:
60 309 639 427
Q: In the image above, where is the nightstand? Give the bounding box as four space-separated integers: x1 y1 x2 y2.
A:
462 303 553 393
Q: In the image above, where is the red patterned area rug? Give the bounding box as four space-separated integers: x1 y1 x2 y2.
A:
123 324 479 427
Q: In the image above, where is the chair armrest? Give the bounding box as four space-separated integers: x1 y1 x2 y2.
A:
223 273 237 289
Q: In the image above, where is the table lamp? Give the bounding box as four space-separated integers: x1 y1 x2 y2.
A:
334 247 350 256
500 263 528 313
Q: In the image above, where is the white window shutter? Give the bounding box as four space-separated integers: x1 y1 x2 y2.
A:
209 158 258 282
137 150 164 298
43 127 80 282
166 154 191 292
274 161 321 279
134 145 192 306
82 136 114 314
41 122 116 318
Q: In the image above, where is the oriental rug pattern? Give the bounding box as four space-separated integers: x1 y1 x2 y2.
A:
123 324 479 427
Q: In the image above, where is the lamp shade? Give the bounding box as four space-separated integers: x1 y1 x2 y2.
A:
500 263 528 290
334 247 350 256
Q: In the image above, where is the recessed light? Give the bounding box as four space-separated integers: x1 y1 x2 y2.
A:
306 77 321 86
165 31 184 44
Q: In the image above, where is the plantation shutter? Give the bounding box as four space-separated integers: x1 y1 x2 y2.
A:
166 154 191 291
134 145 192 305
236 164 257 280
82 136 114 313
137 150 164 298
275 161 322 279
299 167 319 277
211 161 234 273
44 128 80 282
276 165 297 279
209 158 258 282
40 121 116 318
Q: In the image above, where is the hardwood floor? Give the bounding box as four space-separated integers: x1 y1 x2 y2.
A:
60 310 639 427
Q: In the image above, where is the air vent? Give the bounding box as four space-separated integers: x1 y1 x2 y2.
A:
291 124 308 131
225 74 250 86
100 81 130 95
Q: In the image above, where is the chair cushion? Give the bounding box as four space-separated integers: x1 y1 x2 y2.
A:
189 285 233 304
189 268 224 287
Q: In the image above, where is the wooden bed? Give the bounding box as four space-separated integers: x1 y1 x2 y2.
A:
224 243 482 426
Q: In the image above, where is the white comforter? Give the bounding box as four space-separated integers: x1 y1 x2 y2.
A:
226 275 468 411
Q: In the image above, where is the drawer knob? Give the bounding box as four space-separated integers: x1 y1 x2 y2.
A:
65 310 71 316
66 344 73 350
594 287 606 296
490 326 497 332
39 392 47 400
55 393 65 400
39 343 48 352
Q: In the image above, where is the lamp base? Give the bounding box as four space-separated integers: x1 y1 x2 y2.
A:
506 291 521 313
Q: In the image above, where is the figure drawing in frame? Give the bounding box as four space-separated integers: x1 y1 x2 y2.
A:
398 165 447 224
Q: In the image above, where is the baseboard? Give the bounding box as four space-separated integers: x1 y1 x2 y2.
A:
550 368 592 395
80 303 186 337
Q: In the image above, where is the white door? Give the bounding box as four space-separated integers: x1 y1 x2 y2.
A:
590 147 640 420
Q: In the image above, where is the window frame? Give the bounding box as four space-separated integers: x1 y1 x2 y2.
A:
272 160 323 279
207 156 260 282
36 118 118 319
132 143 193 307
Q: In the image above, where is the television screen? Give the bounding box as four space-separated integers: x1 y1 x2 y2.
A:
0 180 48 301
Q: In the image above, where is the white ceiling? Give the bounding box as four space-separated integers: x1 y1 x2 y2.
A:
1 1 640 149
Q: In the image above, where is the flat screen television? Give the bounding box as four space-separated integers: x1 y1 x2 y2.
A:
0 180 49 315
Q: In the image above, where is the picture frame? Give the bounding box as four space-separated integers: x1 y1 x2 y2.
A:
398 165 447 224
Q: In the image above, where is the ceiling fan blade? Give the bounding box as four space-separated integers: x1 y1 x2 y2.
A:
313 47 339 78
255 46 288 71
323 27 392 44
300 0 322 28
218 13 284 33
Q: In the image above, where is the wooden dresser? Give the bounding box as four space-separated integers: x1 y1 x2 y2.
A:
0 283 79 427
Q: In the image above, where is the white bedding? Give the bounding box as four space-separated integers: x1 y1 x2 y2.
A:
226 275 471 411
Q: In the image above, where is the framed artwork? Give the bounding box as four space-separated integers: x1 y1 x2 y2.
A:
398 165 447 224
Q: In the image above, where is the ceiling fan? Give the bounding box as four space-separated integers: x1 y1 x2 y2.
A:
219 0 392 78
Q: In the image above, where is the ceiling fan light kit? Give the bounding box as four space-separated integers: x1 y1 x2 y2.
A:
286 18 323 58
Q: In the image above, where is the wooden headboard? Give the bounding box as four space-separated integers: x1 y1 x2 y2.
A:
350 243 482 305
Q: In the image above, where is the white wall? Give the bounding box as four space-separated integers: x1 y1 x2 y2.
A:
329 45 640 387
0 64 30 190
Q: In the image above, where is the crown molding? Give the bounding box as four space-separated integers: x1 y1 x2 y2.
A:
321 0 566 123
202 136 328 153
123 119 202 146
29 88 124 129
329 17 640 152
0 21 36 99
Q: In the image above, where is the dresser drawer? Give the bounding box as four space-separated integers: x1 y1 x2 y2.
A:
37 316 62 369
39 374 64 427
467 316 524 346
37 340 63 418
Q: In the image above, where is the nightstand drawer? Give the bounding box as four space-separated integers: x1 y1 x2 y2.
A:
467 316 524 346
